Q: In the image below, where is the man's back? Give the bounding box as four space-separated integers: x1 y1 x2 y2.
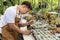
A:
2 6 16 27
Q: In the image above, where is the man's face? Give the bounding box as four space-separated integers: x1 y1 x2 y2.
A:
20 5 30 14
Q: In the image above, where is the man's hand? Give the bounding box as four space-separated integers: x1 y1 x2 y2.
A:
28 20 34 25
21 30 31 35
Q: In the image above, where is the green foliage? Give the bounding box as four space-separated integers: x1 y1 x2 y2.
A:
0 0 3 14
0 0 59 15
0 0 18 14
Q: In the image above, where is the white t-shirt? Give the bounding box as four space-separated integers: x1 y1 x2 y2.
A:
1 6 17 27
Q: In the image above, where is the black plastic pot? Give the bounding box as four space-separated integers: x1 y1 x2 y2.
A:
3 1 7 6
56 24 60 27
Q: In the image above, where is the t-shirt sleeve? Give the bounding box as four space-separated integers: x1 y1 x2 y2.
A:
5 8 16 23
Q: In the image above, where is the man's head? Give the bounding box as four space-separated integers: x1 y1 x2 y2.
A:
19 1 32 14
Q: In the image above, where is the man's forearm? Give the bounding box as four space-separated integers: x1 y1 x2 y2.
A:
8 23 22 34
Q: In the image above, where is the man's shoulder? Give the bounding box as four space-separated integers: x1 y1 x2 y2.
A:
6 6 16 11
4 6 16 16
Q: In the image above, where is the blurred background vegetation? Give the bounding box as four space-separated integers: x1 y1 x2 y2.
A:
0 0 59 15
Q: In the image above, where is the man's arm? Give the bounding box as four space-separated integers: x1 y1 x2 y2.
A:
8 23 31 35
8 23 22 33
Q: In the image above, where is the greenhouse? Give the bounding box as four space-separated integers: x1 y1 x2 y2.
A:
0 0 60 40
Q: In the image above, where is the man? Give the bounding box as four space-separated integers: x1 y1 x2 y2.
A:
2 1 33 40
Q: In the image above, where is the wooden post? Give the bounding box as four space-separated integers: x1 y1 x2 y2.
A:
58 0 60 9
18 0 20 5
50 0 52 11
